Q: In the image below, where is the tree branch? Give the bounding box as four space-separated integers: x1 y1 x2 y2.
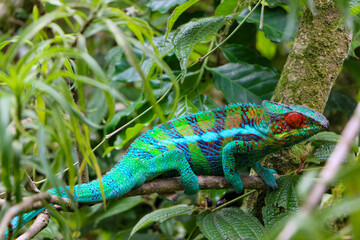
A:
0 193 73 239
0 175 269 238
16 210 50 240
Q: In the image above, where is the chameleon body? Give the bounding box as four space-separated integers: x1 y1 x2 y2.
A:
4 101 329 238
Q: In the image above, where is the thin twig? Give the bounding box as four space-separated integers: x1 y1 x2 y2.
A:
278 103 360 240
198 0 262 63
259 0 265 30
24 173 40 194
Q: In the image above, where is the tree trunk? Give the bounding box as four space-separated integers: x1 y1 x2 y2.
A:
244 0 352 217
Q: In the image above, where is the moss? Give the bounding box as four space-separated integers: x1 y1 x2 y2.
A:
247 0 351 216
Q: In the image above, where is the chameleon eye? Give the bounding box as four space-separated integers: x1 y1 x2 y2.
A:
285 113 304 128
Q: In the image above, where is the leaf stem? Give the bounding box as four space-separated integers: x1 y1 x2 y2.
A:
213 190 256 211
195 38 215 87
259 0 265 30
198 0 262 63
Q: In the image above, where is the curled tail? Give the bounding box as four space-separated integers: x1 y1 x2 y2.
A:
3 161 144 238
4 208 47 239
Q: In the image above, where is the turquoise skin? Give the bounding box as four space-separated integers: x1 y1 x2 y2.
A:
3 101 329 238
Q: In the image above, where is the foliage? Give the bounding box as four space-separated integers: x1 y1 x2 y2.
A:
0 0 359 239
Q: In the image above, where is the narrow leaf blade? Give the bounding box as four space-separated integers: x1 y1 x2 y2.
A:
165 0 199 40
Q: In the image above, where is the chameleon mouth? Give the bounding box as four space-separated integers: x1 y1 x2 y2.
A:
320 119 330 128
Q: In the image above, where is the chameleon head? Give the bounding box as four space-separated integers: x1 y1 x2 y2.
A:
263 101 329 146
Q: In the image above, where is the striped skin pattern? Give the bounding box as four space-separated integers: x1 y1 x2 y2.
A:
5 101 329 238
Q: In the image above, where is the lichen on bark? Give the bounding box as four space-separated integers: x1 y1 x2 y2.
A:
243 0 352 215
272 0 351 111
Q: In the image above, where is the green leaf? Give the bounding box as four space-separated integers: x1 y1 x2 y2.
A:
116 122 145 149
326 90 357 118
306 132 341 143
262 176 299 228
222 44 273 68
208 62 279 104
256 30 276 59
344 58 360 83
191 95 218 112
129 204 195 238
147 0 187 14
95 196 144 225
349 0 360 15
34 81 102 129
307 143 335 164
106 47 142 82
215 0 239 16
197 208 266 240
237 7 294 42
175 96 199 117
165 0 199 40
0 94 13 191
173 15 230 81
265 0 289 7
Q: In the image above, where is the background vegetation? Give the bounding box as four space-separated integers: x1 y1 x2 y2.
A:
0 0 360 239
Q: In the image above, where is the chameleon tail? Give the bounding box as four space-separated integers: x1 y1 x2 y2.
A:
3 161 142 238
47 162 141 202
4 208 46 239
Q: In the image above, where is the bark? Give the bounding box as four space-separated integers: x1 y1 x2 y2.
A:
243 0 352 216
0 175 268 239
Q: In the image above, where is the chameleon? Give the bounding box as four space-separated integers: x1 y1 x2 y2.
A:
3 100 329 238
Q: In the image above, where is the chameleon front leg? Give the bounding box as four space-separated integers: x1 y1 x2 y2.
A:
148 149 199 195
252 161 278 190
222 140 278 193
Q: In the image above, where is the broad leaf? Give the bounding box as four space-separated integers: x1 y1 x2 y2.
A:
95 196 144 225
262 176 299 228
105 47 142 83
215 0 239 16
130 204 195 238
350 0 360 15
222 44 273 68
173 15 230 81
306 132 341 144
208 62 279 104
191 95 218 112
237 7 294 42
307 143 335 164
326 90 357 118
197 208 266 240
256 30 276 59
147 0 187 14
265 0 289 7
175 96 199 117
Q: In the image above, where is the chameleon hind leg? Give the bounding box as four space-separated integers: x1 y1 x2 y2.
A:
148 149 199 195
222 140 278 193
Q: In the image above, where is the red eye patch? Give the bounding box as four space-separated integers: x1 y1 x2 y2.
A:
285 112 305 128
